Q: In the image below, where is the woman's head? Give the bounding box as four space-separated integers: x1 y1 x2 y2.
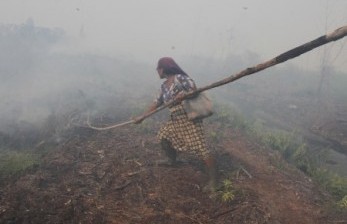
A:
157 57 187 77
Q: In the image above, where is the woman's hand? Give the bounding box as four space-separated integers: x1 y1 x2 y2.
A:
133 115 145 124
174 92 186 102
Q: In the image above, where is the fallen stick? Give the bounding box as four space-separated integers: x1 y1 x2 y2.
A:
240 166 253 179
87 118 133 130
86 25 347 130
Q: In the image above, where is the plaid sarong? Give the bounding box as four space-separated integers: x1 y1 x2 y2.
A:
157 104 209 159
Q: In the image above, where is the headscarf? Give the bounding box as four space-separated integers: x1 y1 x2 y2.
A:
157 57 188 76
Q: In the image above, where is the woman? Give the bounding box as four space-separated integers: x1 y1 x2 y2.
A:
134 57 216 191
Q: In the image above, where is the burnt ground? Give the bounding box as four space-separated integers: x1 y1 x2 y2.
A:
0 124 346 224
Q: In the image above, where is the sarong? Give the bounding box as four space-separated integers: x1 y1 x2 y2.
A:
157 104 209 158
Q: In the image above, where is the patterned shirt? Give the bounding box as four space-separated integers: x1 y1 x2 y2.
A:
155 74 196 106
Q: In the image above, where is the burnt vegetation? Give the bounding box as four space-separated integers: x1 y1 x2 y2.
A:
0 21 347 223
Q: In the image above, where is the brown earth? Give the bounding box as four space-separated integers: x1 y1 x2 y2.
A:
0 124 346 224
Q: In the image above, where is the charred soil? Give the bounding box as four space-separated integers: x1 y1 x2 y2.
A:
0 124 346 224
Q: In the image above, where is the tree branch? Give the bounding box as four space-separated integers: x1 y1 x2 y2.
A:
87 25 347 130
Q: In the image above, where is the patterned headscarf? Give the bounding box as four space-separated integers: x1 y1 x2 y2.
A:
157 57 188 76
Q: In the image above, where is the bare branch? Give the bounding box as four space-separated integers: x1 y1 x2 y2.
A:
86 25 347 130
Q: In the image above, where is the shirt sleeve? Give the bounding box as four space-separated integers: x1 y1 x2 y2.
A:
154 86 164 107
176 74 196 92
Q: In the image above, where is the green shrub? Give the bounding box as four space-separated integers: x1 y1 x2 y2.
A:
0 151 39 178
312 168 347 199
291 143 314 174
218 179 235 202
247 118 265 137
338 195 347 209
244 121 347 201
205 101 347 203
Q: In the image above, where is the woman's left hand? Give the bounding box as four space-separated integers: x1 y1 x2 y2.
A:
132 115 145 124
174 92 186 102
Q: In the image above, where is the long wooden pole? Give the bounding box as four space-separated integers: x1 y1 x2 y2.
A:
87 25 347 130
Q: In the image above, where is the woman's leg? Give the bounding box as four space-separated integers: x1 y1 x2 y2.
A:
156 138 177 166
203 154 217 192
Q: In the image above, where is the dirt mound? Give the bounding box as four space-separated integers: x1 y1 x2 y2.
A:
0 126 345 223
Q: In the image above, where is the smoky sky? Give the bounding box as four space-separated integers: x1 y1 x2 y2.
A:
0 0 347 134
1 0 346 72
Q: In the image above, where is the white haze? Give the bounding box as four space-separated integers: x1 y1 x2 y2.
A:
0 0 346 144
1 0 347 71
